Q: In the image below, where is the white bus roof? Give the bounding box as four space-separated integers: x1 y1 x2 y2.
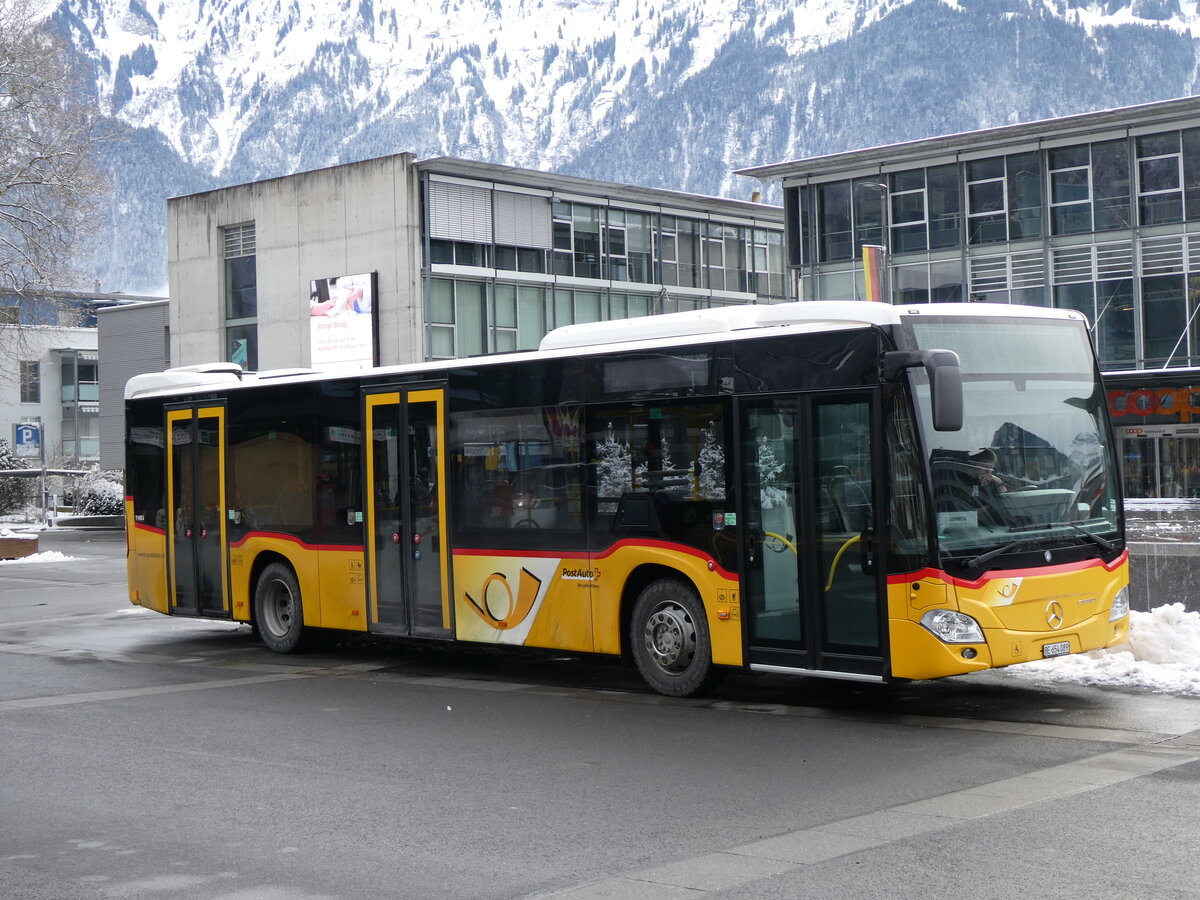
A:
125 301 1085 400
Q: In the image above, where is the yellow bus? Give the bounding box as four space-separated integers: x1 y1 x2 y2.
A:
124 301 1129 696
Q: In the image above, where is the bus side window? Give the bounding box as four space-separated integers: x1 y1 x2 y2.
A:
587 401 732 568
128 409 166 530
449 406 584 536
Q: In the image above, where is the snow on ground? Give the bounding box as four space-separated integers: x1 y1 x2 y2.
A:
0 551 80 565
1001 604 1200 697
0 527 38 540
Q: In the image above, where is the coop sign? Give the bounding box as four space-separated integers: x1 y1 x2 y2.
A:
13 423 41 459
1107 387 1200 423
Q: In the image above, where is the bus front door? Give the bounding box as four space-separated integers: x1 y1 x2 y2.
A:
365 388 451 637
739 394 884 679
165 406 229 617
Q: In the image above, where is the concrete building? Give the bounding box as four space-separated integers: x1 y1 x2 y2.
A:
737 95 1200 498
0 292 156 471
166 155 787 373
96 299 170 470
1 325 97 468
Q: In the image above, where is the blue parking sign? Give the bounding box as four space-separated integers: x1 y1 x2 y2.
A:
14 423 41 458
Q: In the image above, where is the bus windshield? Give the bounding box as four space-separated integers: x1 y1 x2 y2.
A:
907 315 1121 564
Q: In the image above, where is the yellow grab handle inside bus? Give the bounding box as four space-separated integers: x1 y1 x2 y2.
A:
825 533 862 592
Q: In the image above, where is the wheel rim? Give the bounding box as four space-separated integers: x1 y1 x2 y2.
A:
643 601 697 674
261 578 295 638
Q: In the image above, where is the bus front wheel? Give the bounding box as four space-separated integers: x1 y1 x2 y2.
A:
254 562 305 653
631 579 720 697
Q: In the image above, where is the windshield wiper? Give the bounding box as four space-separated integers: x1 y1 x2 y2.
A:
1059 521 1116 552
964 538 1037 572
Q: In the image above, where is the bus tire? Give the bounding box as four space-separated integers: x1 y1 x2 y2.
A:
630 578 721 697
254 562 305 653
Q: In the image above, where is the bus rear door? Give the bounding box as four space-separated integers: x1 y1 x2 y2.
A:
165 405 229 617
364 387 451 637
738 393 885 680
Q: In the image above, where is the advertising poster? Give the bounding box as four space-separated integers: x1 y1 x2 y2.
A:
309 272 377 371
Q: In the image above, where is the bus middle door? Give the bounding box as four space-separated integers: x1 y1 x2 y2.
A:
738 393 885 679
165 405 229 618
364 387 451 637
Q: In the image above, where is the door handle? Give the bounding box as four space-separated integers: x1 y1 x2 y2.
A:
859 529 876 574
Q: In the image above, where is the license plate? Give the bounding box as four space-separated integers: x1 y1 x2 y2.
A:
1042 641 1071 658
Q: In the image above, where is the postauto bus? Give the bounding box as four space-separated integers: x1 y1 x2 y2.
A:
124 301 1129 696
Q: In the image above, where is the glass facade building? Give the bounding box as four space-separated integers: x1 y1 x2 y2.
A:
419 162 787 360
737 96 1200 497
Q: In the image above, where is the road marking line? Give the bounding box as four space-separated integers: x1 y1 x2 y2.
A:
538 736 1200 898
0 672 313 711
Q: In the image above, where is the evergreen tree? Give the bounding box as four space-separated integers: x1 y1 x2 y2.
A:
697 420 725 500
0 438 28 515
757 435 787 509
594 422 631 512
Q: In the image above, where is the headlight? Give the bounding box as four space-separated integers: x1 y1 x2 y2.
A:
1109 586 1130 622
920 609 985 644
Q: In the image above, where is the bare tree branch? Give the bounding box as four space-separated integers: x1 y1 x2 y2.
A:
0 0 109 340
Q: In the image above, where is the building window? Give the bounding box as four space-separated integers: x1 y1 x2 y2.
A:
1184 128 1200 220
1005 152 1043 240
609 292 654 320
852 179 885 250
494 245 546 273
555 288 603 327
889 170 928 253
19 361 39 403
430 239 490 267
428 278 485 359
1091 140 1131 232
927 164 963 248
704 224 749 292
1141 274 1190 366
605 209 652 284
1095 279 1136 367
753 229 786 298
659 216 703 288
1137 132 1184 226
886 166 961 253
1049 146 1092 235
893 260 963 304
552 202 602 279
60 355 98 402
817 182 853 262
223 223 258 370
964 154 1041 243
966 158 1006 244
493 284 551 351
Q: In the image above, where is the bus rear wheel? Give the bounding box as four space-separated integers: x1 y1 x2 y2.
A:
254 562 305 653
631 578 721 697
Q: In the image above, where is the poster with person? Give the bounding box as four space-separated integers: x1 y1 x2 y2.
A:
309 272 377 371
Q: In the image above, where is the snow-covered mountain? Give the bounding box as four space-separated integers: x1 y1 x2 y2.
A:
48 0 1200 292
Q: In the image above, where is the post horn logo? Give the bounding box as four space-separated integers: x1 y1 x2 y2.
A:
464 568 543 630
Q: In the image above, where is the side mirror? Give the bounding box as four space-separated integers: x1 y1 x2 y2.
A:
883 349 963 432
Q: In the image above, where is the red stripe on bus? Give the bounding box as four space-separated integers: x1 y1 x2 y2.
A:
229 531 364 553
886 549 1128 590
132 522 166 536
453 538 738 580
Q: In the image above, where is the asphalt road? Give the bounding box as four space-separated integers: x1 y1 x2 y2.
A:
2 529 1199 899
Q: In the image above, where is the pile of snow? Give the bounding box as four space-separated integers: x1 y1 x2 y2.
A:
1002 604 1200 696
0 551 79 565
0 527 36 540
